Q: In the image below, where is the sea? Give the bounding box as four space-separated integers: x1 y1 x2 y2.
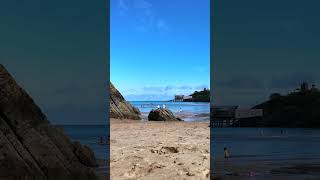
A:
130 101 210 121
212 128 320 178
61 125 109 160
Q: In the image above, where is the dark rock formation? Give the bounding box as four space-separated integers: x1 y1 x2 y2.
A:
252 90 320 127
0 65 98 180
148 108 182 121
110 83 140 120
73 141 97 167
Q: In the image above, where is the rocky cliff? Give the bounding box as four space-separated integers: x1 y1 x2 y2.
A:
110 83 141 120
0 65 98 180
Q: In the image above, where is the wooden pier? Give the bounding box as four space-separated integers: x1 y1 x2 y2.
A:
210 106 263 127
212 118 240 127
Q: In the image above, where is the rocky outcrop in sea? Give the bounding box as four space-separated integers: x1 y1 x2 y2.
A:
148 108 182 121
0 65 98 180
110 83 141 120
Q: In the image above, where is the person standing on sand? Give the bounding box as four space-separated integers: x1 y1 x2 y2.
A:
163 104 166 109
223 147 232 176
157 105 160 109
224 147 230 159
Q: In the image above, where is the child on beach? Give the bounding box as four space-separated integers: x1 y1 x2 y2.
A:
224 147 230 159
223 147 232 175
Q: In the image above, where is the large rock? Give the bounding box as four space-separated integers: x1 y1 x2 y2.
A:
148 108 182 121
0 64 98 180
110 83 141 120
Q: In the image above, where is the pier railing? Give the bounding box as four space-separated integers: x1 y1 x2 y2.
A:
210 107 263 127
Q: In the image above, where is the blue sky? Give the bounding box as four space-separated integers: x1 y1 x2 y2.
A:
111 0 210 101
0 1 107 124
212 0 320 107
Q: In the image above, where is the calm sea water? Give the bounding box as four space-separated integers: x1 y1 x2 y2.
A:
130 101 210 121
212 128 320 178
213 128 320 162
61 125 108 160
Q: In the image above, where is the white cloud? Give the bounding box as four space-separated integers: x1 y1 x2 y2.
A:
117 0 169 32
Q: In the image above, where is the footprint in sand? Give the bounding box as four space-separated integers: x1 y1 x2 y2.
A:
148 162 166 173
124 163 143 178
185 146 198 152
124 162 165 178
151 146 179 155
110 139 117 143
186 172 196 176
177 162 184 166
124 155 144 162
161 146 179 153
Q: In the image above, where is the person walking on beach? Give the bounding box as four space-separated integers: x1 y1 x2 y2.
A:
157 105 160 109
224 147 230 159
163 104 166 109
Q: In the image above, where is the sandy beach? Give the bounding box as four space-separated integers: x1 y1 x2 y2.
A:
110 119 210 180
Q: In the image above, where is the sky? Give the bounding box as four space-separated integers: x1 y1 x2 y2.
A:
3 0 317 123
111 0 210 101
0 0 107 124
212 0 320 107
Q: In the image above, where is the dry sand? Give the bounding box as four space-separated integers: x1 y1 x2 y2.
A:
110 119 210 180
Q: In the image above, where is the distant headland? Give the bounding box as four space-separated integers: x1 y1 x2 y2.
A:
172 88 210 102
211 82 320 128
252 82 320 127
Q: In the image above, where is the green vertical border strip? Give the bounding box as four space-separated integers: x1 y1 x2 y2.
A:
106 0 110 179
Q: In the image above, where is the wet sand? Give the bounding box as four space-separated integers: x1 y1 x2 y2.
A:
110 119 210 180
